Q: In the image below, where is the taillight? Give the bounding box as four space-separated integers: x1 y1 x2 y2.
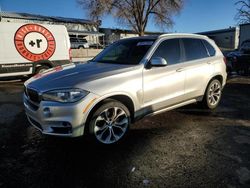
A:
69 48 72 62
223 57 227 64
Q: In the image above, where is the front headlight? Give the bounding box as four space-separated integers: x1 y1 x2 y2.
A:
42 88 89 103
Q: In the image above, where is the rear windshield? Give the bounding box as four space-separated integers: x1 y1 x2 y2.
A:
93 39 155 65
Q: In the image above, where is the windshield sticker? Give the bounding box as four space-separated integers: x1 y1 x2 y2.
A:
137 41 154 46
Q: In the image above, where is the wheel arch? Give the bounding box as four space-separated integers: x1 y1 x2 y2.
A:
84 94 135 134
201 74 224 100
212 75 223 85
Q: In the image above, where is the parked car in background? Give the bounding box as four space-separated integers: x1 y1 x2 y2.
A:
70 37 89 49
226 39 250 75
89 42 104 49
24 34 227 145
0 22 71 79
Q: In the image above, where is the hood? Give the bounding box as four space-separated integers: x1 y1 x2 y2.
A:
25 62 138 92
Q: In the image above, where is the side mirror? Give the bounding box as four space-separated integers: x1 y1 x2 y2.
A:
150 57 167 67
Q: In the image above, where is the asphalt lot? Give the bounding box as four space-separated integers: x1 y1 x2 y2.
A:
0 76 250 188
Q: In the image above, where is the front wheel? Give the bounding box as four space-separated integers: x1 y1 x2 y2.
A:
89 100 130 144
202 79 222 109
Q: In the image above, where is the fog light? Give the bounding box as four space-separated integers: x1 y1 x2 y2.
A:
62 122 71 127
43 107 52 117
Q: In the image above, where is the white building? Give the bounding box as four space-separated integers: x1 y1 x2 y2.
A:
0 11 104 45
239 23 250 47
99 27 164 45
198 27 240 50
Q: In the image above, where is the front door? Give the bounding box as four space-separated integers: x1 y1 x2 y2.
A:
143 38 185 112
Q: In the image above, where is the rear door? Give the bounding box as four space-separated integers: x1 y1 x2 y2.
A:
181 38 214 100
143 38 185 111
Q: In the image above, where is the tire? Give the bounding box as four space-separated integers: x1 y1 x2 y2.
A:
202 79 222 109
35 65 50 74
20 76 29 82
89 100 130 145
78 46 84 49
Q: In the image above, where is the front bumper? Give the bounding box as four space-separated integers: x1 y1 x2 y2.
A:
24 93 99 137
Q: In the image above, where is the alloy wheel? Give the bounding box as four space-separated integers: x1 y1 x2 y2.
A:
93 107 129 144
208 81 221 106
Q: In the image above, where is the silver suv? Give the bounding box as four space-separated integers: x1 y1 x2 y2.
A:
24 34 227 144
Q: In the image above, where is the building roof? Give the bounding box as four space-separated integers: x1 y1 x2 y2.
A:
197 27 237 35
240 22 250 27
68 30 104 36
0 11 97 25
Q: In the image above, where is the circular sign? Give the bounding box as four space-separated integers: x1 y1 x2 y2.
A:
14 24 56 62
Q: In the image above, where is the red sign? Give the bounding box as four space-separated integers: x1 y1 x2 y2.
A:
14 24 56 62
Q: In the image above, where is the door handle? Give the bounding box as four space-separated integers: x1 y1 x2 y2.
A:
176 68 184 72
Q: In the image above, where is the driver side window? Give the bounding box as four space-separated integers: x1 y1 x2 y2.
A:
152 39 181 65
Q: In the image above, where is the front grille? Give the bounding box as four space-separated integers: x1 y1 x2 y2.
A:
25 87 41 104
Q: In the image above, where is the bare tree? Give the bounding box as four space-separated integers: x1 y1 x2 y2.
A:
235 0 250 24
77 0 183 36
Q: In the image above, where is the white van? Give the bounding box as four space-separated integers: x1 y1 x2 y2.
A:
0 22 71 78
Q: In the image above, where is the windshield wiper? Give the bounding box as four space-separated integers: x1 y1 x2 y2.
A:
96 60 121 64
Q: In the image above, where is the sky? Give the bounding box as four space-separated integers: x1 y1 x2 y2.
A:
0 0 238 33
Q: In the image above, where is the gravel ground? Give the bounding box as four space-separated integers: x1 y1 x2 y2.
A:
0 76 250 188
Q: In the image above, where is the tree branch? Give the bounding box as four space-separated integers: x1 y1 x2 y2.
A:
235 0 250 24
77 0 183 35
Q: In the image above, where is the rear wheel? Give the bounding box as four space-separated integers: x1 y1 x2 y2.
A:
89 100 130 144
202 79 222 109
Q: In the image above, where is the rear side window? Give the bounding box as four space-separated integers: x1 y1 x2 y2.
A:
79 39 87 43
152 39 181 65
182 38 209 61
203 40 216 56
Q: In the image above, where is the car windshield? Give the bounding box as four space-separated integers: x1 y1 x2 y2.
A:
93 39 155 65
